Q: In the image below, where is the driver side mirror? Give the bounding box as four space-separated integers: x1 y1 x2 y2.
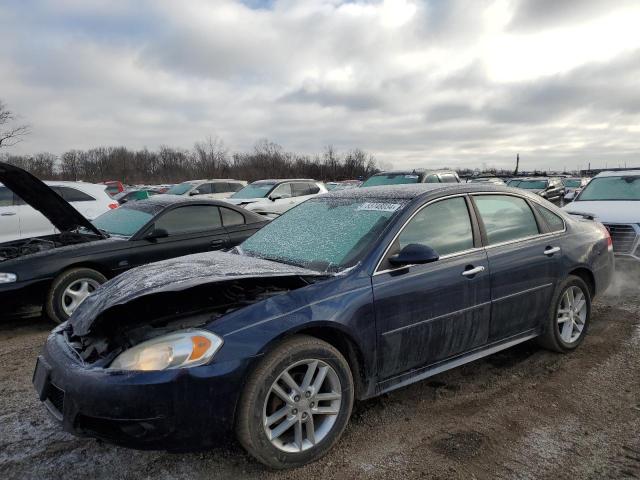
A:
389 243 439 266
145 227 169 240
269 193 291 201
189 190 200 196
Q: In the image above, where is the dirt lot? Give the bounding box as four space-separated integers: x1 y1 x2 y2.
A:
1 277 639 480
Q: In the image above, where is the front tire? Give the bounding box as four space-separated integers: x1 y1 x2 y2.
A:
538 275 591 352
236 335 354 469
45 268 106 324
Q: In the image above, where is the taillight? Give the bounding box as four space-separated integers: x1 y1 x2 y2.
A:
108 202 119 209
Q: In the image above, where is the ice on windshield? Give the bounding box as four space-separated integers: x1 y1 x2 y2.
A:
241 198 404 271
231 183 276 199
577 176 640 201
92 207 154 236
361 173 420 187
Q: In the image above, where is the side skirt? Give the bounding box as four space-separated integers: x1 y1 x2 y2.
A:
374 329 539 396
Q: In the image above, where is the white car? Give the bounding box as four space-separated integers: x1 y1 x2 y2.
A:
165 179 247 199
563 170 640 263
0 181 117 243
225 179 327 216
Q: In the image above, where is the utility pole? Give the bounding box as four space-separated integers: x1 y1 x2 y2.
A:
514 153 520 175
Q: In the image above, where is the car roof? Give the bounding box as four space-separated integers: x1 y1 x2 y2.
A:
515 177 551 181
370 169 456 175
125 195 266 222
595 170 640 177
320 183 532 201
136 194 230 207
186 179 245 183
251 179 318 184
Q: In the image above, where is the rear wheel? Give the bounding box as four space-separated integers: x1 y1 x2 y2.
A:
538 275 591 352
45 268 106 323
236 335 354 469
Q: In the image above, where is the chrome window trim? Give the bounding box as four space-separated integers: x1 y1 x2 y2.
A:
373 191 567 276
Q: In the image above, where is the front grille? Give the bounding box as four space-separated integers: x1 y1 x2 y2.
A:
47 383 65 414
604 224 638 254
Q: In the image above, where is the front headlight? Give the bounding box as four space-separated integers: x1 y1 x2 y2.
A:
0 273 17 283
109 330 223 371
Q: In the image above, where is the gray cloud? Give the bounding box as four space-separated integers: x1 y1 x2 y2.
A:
1 0 640 171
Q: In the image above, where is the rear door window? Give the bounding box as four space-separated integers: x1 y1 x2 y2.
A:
398 197 474 256
424 174 440 183
51 186 95 202
474 195 539 244
292 183 311 197
155 205 222 235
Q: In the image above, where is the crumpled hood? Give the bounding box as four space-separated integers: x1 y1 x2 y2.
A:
0 162 103 236
563 201 640 224
69 250 325 336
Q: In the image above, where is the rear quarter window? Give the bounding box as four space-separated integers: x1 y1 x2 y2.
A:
52 186 95 202
536 204 565 233
221 207 245 226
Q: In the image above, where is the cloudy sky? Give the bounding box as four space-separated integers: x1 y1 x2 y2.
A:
1 0 639 171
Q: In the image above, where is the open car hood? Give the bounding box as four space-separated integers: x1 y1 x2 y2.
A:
69 251 328 337
0 162 103 237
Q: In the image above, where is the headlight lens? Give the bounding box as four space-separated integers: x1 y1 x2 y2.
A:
0 273 17 283
109 330 223 371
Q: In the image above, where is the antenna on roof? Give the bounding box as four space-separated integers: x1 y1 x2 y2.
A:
514 153 520 175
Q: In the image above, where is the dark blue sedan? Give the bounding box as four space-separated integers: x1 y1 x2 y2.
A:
33 183 614 468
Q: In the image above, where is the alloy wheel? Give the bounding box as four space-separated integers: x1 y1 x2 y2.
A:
557 285 587 343
263 359 342 453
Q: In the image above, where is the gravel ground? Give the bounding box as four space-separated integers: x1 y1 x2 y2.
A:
1 277 639 480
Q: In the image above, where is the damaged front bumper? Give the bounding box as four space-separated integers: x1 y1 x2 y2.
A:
34 326 251 451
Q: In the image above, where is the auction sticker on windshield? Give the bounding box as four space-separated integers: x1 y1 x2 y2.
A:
356 202 401 212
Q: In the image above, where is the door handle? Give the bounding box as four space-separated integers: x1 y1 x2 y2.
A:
544 246 561 256
462 265 485 277
209 239 225 249
1 212 16 216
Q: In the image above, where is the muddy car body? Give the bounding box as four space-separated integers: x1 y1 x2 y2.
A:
34 183 614 468
0 162 267 322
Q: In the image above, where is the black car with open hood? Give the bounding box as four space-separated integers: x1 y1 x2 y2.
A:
0 162 268 323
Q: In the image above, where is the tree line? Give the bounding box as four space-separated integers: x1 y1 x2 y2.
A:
0 138 381 184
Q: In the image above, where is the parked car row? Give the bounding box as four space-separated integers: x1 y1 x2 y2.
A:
0 162 628 469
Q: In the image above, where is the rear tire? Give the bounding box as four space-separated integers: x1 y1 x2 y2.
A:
236 335 354 469
45 268 106 324
537 275 591 353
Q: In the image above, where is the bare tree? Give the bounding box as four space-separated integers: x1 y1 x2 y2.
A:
0 101 30 148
